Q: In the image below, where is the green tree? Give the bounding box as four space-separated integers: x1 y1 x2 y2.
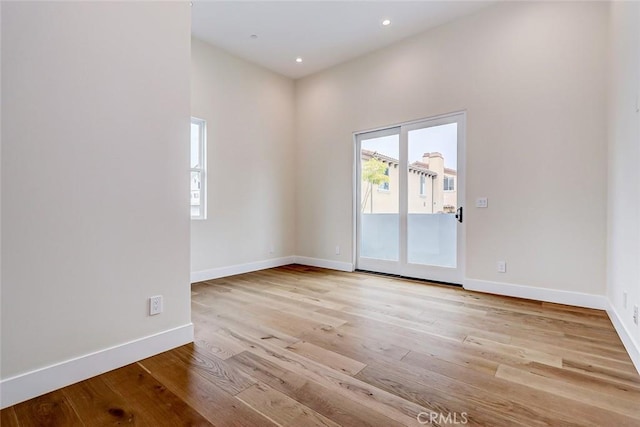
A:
361 157 389 213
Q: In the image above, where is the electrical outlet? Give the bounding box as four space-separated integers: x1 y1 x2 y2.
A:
623 292 628 309
269 244 274 254
476 197 488 208
497 261 506 273
149 295 163 316
634 305 638 326
335 245 340 255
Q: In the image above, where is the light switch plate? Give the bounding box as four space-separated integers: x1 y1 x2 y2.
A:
497 261 506 273
476 197 488 208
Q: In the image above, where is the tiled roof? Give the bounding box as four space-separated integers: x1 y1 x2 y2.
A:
361 150 437 177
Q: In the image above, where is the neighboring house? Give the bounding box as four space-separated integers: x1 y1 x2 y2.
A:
191 173 202 217
361 150 457 214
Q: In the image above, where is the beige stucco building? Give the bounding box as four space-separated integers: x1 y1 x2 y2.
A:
361 150 457 214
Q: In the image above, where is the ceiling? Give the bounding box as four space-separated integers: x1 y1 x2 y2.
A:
191 1 495 79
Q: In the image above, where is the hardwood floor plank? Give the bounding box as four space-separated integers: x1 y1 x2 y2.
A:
213 323 422 425
487 309 622 340
328 320 504 375
194 326 247 360
285 340 366 375
202 281 348 327
541 301 610 316
61 375 146 426
193 306 300 348
510 334 636 369
194 294 313 334
401 348 637 427
139 350 278 427
562 359 640 390
299 323 412 363
354 363 526 427
241 285 347 311
0 406 21 427
169 344 257 396
228 351 403 427
488 305 616 330
561 351 638 377
496 364 640 420
367 350 616 427
100 363 212 426
463 335 563 367
510 332 630 362
236 382 340 427
12 389 84 427
521 361 640 403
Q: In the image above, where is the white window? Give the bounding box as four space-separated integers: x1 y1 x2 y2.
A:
444 175 455 191
379 167 390 191
191 117 206 219
420 175 426 195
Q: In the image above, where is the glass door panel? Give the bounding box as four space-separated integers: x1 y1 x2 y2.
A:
359 130 400 263
407 123 458 268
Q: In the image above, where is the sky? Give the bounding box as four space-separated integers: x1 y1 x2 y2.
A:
361 122 457 169
191 122 201 168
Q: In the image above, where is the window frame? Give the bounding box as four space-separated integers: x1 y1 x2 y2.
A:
378 166 390 191
190 117 207 220
444 175 455 192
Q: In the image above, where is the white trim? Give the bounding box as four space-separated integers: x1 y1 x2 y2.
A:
0 323 193 409
352 109 469 136
191 256 296 283
190 116 207 220
293 256 354 272
606 300 640 375
352 134 358 271
464 278 607 310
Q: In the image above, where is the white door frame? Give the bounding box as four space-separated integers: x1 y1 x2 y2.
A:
353 111 466 284
354 126 402 276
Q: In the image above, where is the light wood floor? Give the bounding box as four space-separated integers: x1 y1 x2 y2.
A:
2 265 640 426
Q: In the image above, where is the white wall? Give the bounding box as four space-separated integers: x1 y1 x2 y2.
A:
295 1 608 296
1 0 191 394
607 1 640 367
190 38 296 278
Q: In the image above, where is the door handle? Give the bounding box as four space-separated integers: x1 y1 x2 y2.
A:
455 206 463 223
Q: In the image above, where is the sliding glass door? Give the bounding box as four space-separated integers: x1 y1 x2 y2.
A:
357 127 401 274
356 112 465 284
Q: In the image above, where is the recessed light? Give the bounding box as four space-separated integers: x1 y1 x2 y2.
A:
296 57 303 63
382 19 391 26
